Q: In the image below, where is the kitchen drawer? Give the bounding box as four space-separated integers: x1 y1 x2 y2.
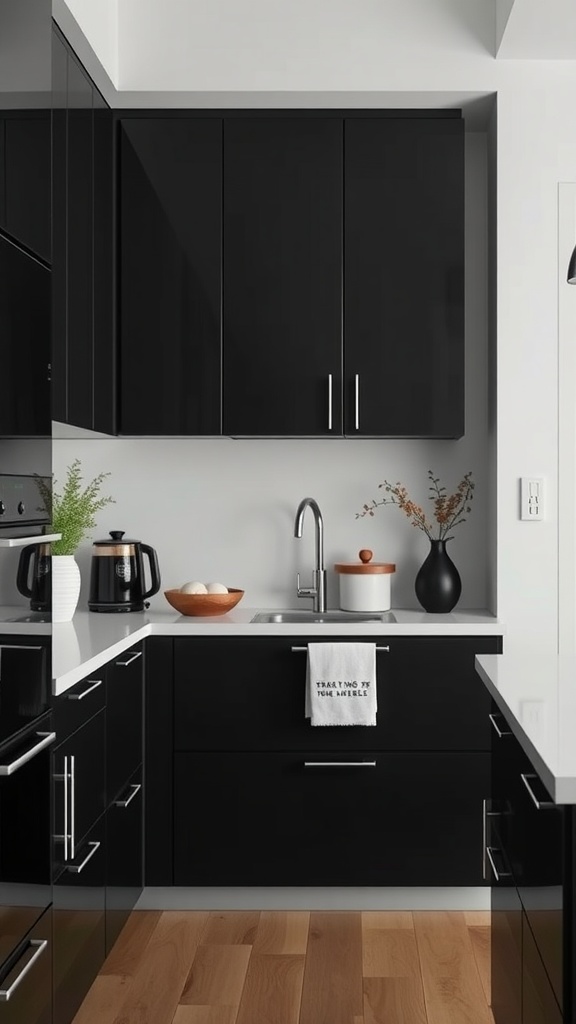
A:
53 672 105 742
523 913 563 1024
174 636 500 753
106 764 143 954
53 709 105 877
106 643 143 803
491 882 522 1024
0 905 52 1024
53 817 106 1024
174 750 489 886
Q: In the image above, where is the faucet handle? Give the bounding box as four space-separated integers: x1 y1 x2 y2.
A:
296 572 317 600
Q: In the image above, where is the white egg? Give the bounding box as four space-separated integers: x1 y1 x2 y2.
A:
205 582 228 594
180 581 208 594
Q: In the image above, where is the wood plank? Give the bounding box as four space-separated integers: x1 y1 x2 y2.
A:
464 912 490 927
172 1008 238 1024
468 926 491 1007
362 912 414 931
101 911 162 977
72 976 132 1024
362 929 421 978
299 912 363 1024
201 912 260 946
363 977 427 1024
110 911 209 1024
235 954 305 1024
180 944 252 1007
252 912 310 955
414 912 494 1024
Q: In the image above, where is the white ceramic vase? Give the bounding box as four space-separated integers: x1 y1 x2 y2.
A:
52 555 81 622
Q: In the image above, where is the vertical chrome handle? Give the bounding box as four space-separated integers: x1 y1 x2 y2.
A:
54 754 70 859
355 374 359 430
0 939 48 1001
482 798 487 880
70 754 76 859
328 374 333 431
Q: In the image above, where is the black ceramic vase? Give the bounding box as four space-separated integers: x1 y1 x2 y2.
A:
415 539 462 613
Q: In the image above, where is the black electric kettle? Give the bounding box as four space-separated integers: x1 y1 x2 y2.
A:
17 543 52 612
88 531 161 612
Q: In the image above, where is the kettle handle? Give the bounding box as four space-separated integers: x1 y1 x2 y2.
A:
140 544 161 600
16 545 34 599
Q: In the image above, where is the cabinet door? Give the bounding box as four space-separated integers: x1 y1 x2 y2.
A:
174 751 488 886
0 906 52 1024
53 819 106 1024
523 914 563 1024
106 645 143 804
2 113 51 262
344 117 464 438
51 28 68 424
222 117 342 437
53 709 105 878
120 118 222 435
106 765 143 954
66 53 93 429
92 87 116 434
174 636 498 753
491 882 522 1024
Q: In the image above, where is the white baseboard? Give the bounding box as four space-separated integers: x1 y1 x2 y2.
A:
136 887 490 911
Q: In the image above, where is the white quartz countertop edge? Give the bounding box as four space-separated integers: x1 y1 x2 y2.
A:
46 607 503 696
475 653 576 805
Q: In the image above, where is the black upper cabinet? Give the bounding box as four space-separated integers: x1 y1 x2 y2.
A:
344 118 464 438
51 29 115 434
0 113 51 263
222 118 343 437
119 118 222 435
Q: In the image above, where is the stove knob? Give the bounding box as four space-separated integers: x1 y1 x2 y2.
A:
17 501 25 515
0 502 5 515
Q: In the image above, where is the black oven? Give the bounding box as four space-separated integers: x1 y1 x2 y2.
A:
0 636 53 1017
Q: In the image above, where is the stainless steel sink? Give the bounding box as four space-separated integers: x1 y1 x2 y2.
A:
250 610 397 624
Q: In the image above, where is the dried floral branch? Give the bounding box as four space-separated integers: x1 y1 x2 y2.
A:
356 469 474 542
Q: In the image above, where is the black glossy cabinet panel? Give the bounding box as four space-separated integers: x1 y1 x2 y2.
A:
51 28 115 433
0 234 50 438
120 118 222 435
106 764 143 954
0 906 52 1024
344 118 464 437
53 819 106 1024
106 644 143 803
174 750 488 886
523 916 563 1024
491 881 523 1024
53 709 105 879
1 113 51 262
222 117 343 437
174 636 499 753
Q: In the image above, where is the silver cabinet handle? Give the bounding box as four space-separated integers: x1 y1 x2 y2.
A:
0 939 47 1001
0 645 43 651
485 846 512 882
0 731 55 777
355 374 359 430
520 773 555 810
66 679 102 701
114 783 141 808
291 645 390 653
54 754 70 860
70 755 76 859
304 761 376 767
115 650 142 667
328 374 333 431
489 713 512 738
67 840 100 875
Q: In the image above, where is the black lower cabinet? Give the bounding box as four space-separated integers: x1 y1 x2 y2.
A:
53 819 106 1024
0 906 52 1024
491 866 523 1024
106 765 143 954
523 915 563 1024
174 750 488 886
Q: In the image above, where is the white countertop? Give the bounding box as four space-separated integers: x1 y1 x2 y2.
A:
47 606 502 695
476 650 576 805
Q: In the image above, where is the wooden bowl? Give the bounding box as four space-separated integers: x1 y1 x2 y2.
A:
164 587 244 617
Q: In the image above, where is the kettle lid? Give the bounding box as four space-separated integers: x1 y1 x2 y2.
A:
92 530 142 547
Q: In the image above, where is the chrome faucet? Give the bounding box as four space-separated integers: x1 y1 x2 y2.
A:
294 497 326 613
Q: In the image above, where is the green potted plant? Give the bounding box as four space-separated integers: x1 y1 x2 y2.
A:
37 460 114 621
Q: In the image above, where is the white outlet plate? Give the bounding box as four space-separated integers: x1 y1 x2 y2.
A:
520 478 544 521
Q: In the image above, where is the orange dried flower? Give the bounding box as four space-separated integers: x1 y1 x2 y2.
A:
355 470 474 541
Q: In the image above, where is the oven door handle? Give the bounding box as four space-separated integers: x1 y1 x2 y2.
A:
0 731 56 777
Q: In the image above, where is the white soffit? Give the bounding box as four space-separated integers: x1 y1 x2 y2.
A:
497 0 576 58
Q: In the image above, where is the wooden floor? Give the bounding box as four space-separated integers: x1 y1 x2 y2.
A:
73 910 493 1024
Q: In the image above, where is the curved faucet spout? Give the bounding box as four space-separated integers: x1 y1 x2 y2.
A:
294 498 326 613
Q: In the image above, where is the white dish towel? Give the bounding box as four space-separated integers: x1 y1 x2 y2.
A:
305 642 377 726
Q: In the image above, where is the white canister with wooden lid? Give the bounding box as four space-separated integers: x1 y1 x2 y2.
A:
334 549 396 612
